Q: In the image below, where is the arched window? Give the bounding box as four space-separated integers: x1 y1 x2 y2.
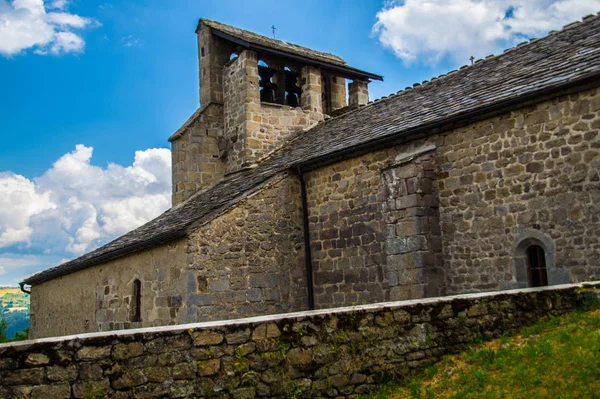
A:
283 66 301 107
508 231 562 290
258 60 277 103
527 245 548 287
131 279 141 323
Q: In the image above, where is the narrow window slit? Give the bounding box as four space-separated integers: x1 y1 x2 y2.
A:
131 279 142 323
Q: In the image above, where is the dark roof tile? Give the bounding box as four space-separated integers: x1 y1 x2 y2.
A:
200 19 346 66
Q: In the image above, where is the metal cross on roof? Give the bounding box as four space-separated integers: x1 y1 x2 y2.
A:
271 25 276 38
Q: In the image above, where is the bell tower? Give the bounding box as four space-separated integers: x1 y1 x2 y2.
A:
169 19 382 205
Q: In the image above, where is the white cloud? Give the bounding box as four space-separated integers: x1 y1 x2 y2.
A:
0 145 172 256
0 173 54 248
46 11 89 28
0 0 94 56
120 35 143 48
373 0 600 65
49 0 68 10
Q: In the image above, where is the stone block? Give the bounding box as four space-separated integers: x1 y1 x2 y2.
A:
287 348 313 366
25 353 50 367
249 274 278 288
145 335 191 354
187 293 216 306
79 363 103 380
193 330 224 346
144 366 171 382
251 323 281 341
111 369 148 390
46 365 78 382
76 346 111 361
386 236 428 255
173 362 196 380
31 383 70 399
197 359 221 377
226 328 251 344
4 368 45 385
112 342 144 360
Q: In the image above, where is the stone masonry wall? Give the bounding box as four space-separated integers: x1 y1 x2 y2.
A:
381 149 445 300
434 86 600 293
29 239 188 339
223 50 323 173
305 155 388 308
29 173 307 340
184 172 308 322
304 85 600 305
2 283 598 399
170 104 226 206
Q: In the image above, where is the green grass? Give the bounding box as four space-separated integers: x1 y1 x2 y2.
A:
367 307 600 399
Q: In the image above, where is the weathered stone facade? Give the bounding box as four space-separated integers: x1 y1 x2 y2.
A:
29 239 188 339
301 86 600 305
171 20 368 204
3 283 599 399
183 173 308 322
29 174 309 339
436 87 600 293
222 50 323 173
170 104 226 205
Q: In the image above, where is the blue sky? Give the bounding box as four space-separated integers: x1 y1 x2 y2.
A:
1 0 599 286
0 0 438 178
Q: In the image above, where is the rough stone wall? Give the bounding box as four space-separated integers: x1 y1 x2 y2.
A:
381 150 445 300
304 145 448 308
305 156 388 308
348 79 369 108
29 239 188 339
184 172 308 322
223 50 323 173
197 22 236 105
170 104 226 205
30 173 307 340
433 86 600 294
222 50 251 171
321 73 347 114
304 85 600 304
3 283 597 399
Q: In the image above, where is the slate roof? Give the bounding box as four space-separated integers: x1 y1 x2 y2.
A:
201 19 383 81
200 19 346 66
23 13 600 285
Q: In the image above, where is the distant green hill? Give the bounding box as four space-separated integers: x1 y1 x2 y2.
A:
0 288 30 340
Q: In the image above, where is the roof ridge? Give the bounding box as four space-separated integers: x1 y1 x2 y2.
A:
199 18 346 64
366 12 600 104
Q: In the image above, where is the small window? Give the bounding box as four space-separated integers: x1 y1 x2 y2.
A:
322 74 332 114
527 245 548 287
131 279 142 323
258 60 277 103
284 67 301 107
201 47 205 57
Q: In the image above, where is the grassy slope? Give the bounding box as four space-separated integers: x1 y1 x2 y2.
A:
368 306 600 399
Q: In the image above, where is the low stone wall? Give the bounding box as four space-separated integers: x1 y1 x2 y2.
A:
1 282 598 399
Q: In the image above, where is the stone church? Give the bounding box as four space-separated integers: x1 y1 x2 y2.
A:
23 16 600 339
